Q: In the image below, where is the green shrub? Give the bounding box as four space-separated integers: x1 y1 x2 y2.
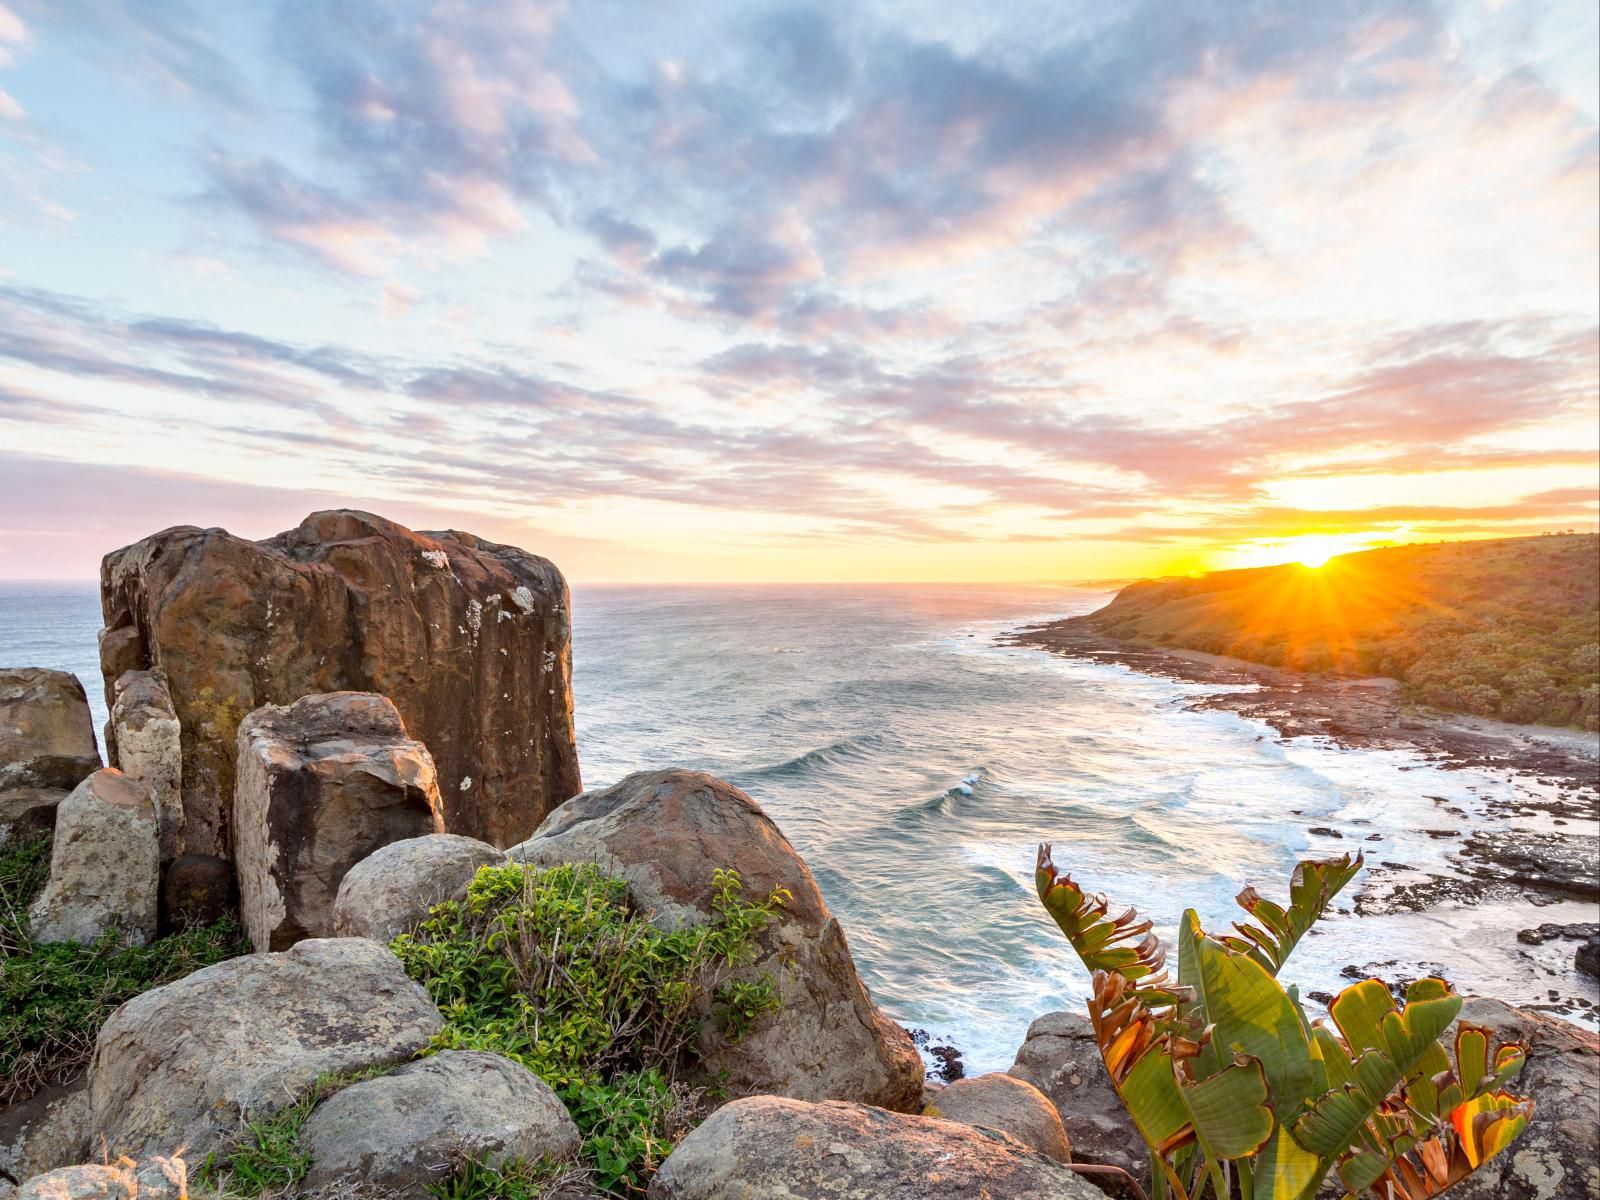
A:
392 862 789 1196
0 829 247 1105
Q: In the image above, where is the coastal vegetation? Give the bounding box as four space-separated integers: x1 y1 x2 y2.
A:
0 830 244 1105
392 862 789 1196
1081 533 1600 729
1036 844 1533 1199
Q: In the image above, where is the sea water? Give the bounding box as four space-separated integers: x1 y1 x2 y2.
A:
3 580 1594 1072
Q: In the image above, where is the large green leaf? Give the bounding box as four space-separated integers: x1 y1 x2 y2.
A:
1175 1056 1274 1161
1187 920 1315 1123
1224 854 1363 977
1250 1126 1324 1200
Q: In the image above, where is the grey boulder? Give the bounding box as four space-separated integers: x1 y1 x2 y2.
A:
87 937 441 1159
647 1096 1105 1200
0 1078 89 1185
1008 1010 1143 1189
333 834 505 942
27 770 159 946
301 1051 580 1197
923 1071 1072 1163
234 692 445 952
0 669 100 843
509 769 923 1111
16 1156 183 1200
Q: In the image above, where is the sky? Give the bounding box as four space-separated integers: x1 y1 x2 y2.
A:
0 0 1595 583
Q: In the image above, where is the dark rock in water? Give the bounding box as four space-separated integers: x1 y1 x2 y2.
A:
0 669 101 842
510 768 924 1112
1517 921 1600 946
929 1044 965 1082
160 854 235 931
99 510 582 860
1307 826 1342 837
234 692 444 952
1578 936 1600 981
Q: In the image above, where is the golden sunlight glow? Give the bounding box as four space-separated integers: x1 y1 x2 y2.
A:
1213 532 1393 572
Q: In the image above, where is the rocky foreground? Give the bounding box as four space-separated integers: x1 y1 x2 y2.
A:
1 511 1597 1199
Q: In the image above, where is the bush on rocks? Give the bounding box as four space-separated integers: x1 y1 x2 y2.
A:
0 831 244 1106
391 860 788 1196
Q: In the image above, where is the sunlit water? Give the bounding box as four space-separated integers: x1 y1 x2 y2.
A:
4 581 1595 1072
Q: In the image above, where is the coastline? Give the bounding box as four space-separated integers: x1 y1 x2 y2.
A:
1006 613 1600 1020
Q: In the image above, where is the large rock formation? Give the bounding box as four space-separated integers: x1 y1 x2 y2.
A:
0 670 100 842
1446 997 1599 1200
15 1156 183 1200
234 692 445 952
98 510 581 860
1008 1011 1142 1192
647 1097 1105 1200
509 769 923 1112
923 1071 1072 1164
87 938 441 1159
27 770 159 946
333 833 504 942
104 670 182 863
300 1051 580 1197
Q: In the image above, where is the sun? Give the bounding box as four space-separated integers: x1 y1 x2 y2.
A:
1213 532 1381 572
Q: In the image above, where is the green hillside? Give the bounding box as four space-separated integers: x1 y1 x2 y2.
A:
1081 533 1600 729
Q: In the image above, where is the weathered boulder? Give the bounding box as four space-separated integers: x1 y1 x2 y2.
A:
923 1071 1071 1163
509 769 923 1112
301 1051 580 1197
0 1078 89 1186
87 937 441 1159
647 1097 1105 1200
104 670 181 863
158 854 233 931
333 834 503 941
234 692 445 952
1577 935 1600 980
27 770 158 946
0 670 99 843
16 1156 183 1200
1444 998 1599 1200
1008 1011 1142 1190
98 510 581 859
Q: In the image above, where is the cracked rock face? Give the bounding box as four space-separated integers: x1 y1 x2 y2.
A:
301 1051 580 1197
234 692 445 953
27 769 159 947
87 938 442 1160
99 509 581 860
106 669 183 864
0 669 100 843
647 1097 1106 1200
509 768 924 1112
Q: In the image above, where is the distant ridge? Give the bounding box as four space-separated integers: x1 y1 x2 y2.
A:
1078 533 1600 729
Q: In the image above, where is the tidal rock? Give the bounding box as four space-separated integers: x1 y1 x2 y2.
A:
923 1071 1072 1163
1008 1011 1143 1190
1577 935 1600 980
0 670 100 843
158 854 234 931
88 937 441 1159
301 1051 580 1197
0 1078 89 1185
647 1097 1104 1200
16 1156 183 1200
234 692 445 952
1444 997 1599 1200
509 769 923 1111
99 509 581 859
105 670 182 863
27 770 158 946
333 834 503 942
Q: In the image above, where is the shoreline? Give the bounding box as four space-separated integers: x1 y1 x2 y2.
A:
1006 614 1600 1022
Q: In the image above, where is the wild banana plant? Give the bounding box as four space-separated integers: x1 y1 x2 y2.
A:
1036 845 1532 1200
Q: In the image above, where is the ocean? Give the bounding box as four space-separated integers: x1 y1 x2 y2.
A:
3 580 1595 1072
